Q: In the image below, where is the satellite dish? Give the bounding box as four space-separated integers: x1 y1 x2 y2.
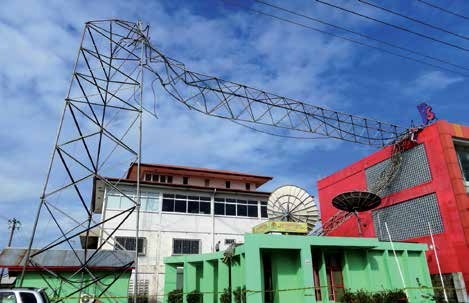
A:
267 185 319 231
332 191 381 212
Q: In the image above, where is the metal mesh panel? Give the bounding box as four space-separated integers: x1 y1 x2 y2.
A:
366 144 431 196
372 193 443 241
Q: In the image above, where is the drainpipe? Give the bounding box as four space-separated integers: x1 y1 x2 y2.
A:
211 188 216 251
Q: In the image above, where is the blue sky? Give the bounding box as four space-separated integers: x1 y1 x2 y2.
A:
1 0 469 248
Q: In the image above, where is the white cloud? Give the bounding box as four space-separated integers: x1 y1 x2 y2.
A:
1 0 468 250
410 71 464 94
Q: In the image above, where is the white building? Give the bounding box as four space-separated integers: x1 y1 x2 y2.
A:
89 163 272 302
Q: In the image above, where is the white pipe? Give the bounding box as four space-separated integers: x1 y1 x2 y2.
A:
384 222 408 296
428 222 448 303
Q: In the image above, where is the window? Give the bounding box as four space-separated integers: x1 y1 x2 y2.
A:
144 174 152 181
455 142 469 192
225 181 231 188
173 239 200 255
19 293 37 303
214 198 262 217
245 183 251 190
0 293 16 303
107 190 159 212
106 190 135 209
162 193 211 214
205 179 210 187
183 177 189 185
115 237 146 255
260 201 268 218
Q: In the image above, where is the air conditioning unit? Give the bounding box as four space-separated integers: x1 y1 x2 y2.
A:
80 293 94 303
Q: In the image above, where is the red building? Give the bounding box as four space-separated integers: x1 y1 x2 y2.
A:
318 120 469 301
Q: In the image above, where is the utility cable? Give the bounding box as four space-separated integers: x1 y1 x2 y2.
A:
255 0 469 72
224 0 469 77
359 0 469 40
315 0 469 53
416 0 469 21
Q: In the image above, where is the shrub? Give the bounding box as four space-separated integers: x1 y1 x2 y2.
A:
383 289 407 303
168 289 183 303
220 288 231 303
186 290 202 303
233 286 246 303
342 288 407 303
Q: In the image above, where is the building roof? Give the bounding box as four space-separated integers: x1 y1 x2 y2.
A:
0 248 134 271
125 163 273 186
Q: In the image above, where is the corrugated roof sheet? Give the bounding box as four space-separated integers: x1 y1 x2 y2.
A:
0 248 134 269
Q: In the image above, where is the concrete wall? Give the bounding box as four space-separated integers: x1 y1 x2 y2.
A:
100 184 268 302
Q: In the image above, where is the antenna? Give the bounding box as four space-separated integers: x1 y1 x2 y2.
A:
267 185 320 232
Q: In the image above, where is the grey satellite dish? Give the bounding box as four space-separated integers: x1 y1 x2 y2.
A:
267 185 319 231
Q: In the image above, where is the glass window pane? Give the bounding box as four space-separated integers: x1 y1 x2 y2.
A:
182 240 192 254
173 239 182 254
237 200 247 204
121 194 133 208
248 205 258 217
200 202 211 214
163 193 174 198
107 195 121 209
248 200 258 205
146 197 159 212
188 196 199 201
261 205 268 218
175 200 186 213
200 196 211 201
162 199 174 212
214 197 225 202
19 293 37 303
0 293 17 303
237 204 247 216
456 146 469 181
214 203 225 215
176 194 186 200
191 240 199 254
188 201 199 213
226 204 236 216
226 198 236 203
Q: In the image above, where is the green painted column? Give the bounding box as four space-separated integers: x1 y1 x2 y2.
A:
217 258 229 302
202 261 215 303
318 250 330 303
164 264 178 303
244 244 263 303
184 262 197 302
300 245 314 303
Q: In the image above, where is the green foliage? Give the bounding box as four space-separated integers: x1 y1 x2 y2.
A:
342 289 407 303
233 286 246 303
168 289 183 303
219 288 231 303
186 290 202 303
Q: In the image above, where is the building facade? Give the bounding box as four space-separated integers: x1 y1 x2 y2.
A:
318 120 469 301
92 164 272 303
164 233 434 303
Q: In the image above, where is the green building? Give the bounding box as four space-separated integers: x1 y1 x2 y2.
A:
164 234 434 303
0 248 132 303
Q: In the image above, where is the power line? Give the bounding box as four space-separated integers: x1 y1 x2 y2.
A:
254 0 469 72
223 0 469 77
358 0 469 40
416 0 469 21
315 0 469 53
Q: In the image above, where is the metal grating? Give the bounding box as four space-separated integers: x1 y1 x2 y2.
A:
366 144 431 196
372 193 444 241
